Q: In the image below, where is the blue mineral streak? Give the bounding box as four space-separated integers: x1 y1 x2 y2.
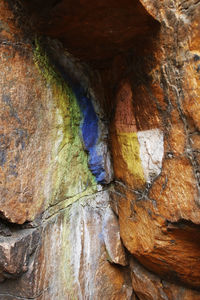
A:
54 62 106 183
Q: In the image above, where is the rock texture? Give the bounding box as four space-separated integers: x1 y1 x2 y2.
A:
110 0 200 292
0 0 200 299
20 0 159 65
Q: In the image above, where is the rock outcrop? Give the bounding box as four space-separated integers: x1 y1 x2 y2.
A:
110 0 200 292
0 0 200 299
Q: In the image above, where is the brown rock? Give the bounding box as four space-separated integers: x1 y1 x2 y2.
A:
21 0 159 65
108 0 200 291
1 0 200 298
113 163 200 289
0 192 133 299
0 226 40 282
0 1 96 224
130 258 200 300
103 207 128 266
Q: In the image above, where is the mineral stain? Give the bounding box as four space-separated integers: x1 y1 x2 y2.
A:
51 61 106 183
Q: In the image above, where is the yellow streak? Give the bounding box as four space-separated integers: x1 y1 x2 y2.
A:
117 131 145 184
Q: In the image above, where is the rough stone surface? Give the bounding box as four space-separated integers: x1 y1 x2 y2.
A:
20 0 159 65
109 0 200 291
0 226 40 282
0 29 95 223
130 258 200 300
0 192 133 300
0 1 130 299
0 0 200 299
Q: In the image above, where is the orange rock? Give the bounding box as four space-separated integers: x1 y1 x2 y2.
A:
109 0 200 291
1 0 200 298
130 258 200 300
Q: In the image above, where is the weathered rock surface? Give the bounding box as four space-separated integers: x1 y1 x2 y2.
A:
0 225 40 282
0 1 130 299
0 192 133 300
130 258 200 300
0 0 200 299
20 0 159 65
109 0 200 292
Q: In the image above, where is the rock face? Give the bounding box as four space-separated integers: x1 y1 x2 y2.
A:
110 0 200 292
0 0 200 299
21 0 159 65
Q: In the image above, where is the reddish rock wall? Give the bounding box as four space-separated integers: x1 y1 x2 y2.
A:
108 0 200 297
0 0 200 299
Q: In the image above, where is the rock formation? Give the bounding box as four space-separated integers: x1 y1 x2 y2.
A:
0 0 200 299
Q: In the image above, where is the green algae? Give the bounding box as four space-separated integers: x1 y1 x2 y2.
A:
34 37 80 141
33 42 97 296
33 37 97 209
